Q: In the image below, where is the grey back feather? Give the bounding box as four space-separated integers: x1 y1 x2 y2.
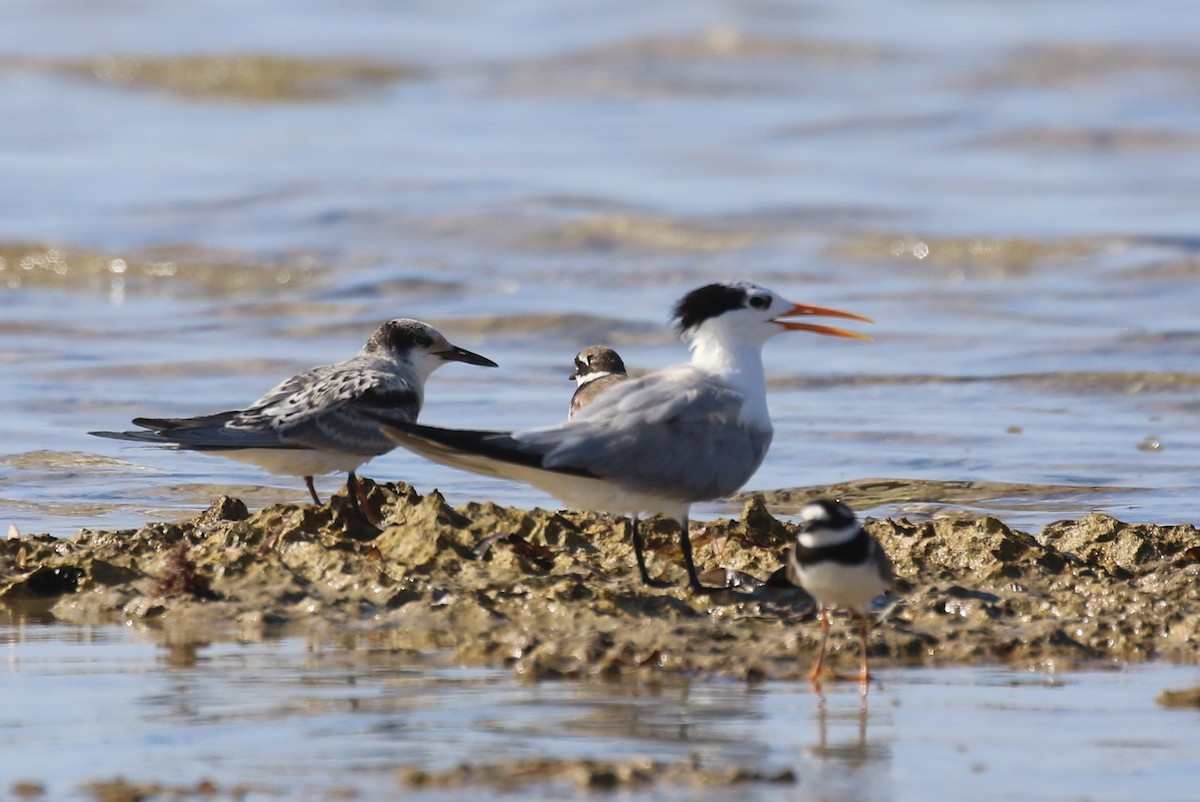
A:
514 365 772 502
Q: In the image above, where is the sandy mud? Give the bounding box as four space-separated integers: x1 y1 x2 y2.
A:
3 480 1198 680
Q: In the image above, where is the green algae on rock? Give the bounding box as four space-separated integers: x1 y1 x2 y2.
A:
41 53 421 102
0 241 327 297
1 481 1198 679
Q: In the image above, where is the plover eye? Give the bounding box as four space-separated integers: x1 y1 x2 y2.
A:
748 295 770 310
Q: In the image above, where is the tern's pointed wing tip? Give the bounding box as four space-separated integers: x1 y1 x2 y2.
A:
90 429 149 441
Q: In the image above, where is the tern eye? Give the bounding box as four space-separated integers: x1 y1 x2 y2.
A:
416 333 434 348
748 295 770 310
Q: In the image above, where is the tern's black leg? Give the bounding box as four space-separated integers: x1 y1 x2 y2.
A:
677 514 727 594
630 516 671 588
630 515 651 582
304 476 322 506
347 470 383 528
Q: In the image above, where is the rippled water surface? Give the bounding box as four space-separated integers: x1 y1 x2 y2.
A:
2 2 1199 795
3 0 1199 536
2 622 1199 801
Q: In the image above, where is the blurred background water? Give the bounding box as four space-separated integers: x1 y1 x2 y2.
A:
2 0 1198 536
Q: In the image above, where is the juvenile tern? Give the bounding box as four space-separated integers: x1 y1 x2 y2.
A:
786 499 892 690
569 346 629 418
91 319 497 524
376 281 871 591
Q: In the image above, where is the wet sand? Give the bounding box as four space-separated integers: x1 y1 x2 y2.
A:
3 484 1200 799
5 480 1198 680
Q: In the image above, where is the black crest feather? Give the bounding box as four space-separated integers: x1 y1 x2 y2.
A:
672 283 749 334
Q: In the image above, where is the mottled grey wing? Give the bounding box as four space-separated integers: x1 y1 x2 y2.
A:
517 367 772 502
240 361 421 457
242 361 348 411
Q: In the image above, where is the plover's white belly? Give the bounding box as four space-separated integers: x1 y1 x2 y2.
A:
794 560 888 615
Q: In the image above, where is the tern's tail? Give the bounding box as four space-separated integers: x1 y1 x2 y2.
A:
89 428 173 444
90 411 244 444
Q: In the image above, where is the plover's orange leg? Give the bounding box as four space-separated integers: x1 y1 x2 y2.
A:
857 615 872 694
807 605 831 686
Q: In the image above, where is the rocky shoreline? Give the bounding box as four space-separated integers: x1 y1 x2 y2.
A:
3 479 1199 680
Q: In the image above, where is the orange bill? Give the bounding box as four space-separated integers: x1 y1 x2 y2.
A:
774 302 874 340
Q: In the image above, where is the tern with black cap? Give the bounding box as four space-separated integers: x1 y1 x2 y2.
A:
376 282 872 590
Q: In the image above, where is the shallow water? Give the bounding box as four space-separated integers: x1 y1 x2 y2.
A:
4 4 1199 794
1 621 1198 801
3 0 1200 537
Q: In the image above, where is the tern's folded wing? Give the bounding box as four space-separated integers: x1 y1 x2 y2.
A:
567 366 740 426
543 415 770 502
230 362 421 456
518 368 769 501
264 385 421 457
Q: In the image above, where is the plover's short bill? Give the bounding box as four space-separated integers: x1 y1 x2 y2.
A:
786 499 892 691
91 319 497 526
375 281 872 591
569 346 629 418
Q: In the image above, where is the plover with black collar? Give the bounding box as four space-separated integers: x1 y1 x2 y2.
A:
568 346 629 418
787 499 892 690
